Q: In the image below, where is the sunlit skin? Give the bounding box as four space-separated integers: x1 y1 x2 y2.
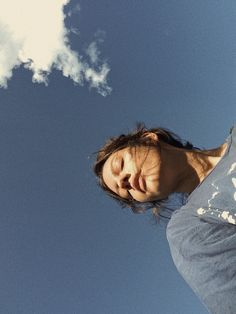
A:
102 133 228 203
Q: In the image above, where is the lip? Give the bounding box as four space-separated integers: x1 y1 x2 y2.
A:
130 174 146 192
138 175 146 192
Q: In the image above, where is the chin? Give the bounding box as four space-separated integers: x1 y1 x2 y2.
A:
139 194 159 203
146 191 170 202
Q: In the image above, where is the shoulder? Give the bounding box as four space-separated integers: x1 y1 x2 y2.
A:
166 201 236 270
166 206 236 312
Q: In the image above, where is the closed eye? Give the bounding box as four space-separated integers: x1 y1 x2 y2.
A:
120 158 124 172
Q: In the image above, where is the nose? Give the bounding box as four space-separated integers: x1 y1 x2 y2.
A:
118 173 131 189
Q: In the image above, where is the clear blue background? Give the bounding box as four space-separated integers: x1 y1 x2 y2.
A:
0 1 236 313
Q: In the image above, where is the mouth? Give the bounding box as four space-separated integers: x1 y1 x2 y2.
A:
130 174 146 192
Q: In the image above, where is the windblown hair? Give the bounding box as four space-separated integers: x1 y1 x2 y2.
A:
94 123 199 218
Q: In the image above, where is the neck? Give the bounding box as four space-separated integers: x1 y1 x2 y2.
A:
161 142 228 195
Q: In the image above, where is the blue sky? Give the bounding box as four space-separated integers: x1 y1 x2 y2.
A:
0 1 236 313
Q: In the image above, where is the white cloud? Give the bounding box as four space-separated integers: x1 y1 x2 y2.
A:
70 27 80 36
0 0 111 95
86 42 100 64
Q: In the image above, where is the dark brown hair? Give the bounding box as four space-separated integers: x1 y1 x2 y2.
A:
94 123 198 217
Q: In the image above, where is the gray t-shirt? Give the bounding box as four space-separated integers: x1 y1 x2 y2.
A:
166 125 236 314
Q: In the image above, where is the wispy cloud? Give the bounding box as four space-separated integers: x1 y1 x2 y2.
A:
67 3 81 17
86 42 100 64
0 0 111 96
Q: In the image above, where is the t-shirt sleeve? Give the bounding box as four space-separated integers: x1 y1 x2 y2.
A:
167 215 236 314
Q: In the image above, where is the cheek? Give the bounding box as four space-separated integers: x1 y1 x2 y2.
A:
124 152 137 172
141 156 161 177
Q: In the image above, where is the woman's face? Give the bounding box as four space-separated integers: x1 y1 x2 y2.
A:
102 144 174 202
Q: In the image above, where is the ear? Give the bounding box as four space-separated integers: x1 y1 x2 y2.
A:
143 132 159 142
